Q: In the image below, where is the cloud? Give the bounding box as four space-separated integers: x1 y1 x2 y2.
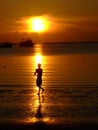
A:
0 15 98 42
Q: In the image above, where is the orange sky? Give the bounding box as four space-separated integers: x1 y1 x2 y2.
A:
0 0 98 43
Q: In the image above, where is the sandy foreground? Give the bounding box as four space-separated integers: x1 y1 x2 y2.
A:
0 121 98 130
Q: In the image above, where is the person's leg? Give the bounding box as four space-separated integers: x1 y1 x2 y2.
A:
39 86 44 93
42 88 44 93
40 86 44 92
37 86 40 95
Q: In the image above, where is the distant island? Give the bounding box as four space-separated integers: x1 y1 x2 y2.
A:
0 40 98 48
19 39 34 47
0 39 35 48
0 41 13 48
44 41 98 44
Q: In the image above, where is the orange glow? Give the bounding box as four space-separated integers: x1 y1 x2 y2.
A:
35 54 42 65
34 44 43 66
31 18 45 32
16 15 57 33
26 16 51 33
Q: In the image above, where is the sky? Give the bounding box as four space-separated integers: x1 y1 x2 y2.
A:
0 0 98 43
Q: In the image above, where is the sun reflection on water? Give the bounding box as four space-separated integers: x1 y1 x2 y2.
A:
25 44 49 123
35 54 42 65
24 93 51 123
34 44 43 66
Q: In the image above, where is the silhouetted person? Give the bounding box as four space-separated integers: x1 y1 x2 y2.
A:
34 63 44 95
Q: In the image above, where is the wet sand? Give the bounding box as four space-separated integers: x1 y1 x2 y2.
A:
0 122 98 130
0 45 98 130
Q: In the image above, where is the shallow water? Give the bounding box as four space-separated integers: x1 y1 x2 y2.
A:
0 43 98 124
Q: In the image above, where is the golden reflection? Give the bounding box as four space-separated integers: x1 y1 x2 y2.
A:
34 44 43 66
25 44 46 123
35 94 44 118
24 94 45 123
35 54 42 65
24 44 51 124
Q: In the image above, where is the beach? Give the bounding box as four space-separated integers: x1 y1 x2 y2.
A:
0 121 98 130
0 43 98 129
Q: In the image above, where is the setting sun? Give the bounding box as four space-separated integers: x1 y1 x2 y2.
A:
16 15 58 34
31 18 45 32
26 16 51 33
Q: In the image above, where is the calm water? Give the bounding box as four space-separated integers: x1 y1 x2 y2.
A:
0 43 98 124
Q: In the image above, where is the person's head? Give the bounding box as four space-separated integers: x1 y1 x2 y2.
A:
38 63 41 68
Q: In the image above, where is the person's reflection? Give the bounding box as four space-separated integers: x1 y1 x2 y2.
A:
35 94 44 118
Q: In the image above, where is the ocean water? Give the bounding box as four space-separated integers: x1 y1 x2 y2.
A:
0 43 98 125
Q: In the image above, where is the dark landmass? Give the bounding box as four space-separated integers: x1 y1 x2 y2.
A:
0 39 35 48
19 39 34 47
0 41 98 55
42 41 98 54
44 41 98 44
0 41 13 48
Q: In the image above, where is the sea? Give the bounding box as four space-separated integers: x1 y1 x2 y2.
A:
0 42 98 125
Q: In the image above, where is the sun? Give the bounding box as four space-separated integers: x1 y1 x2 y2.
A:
16 15 61 33
26 16 51 33
31 18 45 32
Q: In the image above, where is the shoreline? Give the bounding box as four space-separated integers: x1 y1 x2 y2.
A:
0 121 98 130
